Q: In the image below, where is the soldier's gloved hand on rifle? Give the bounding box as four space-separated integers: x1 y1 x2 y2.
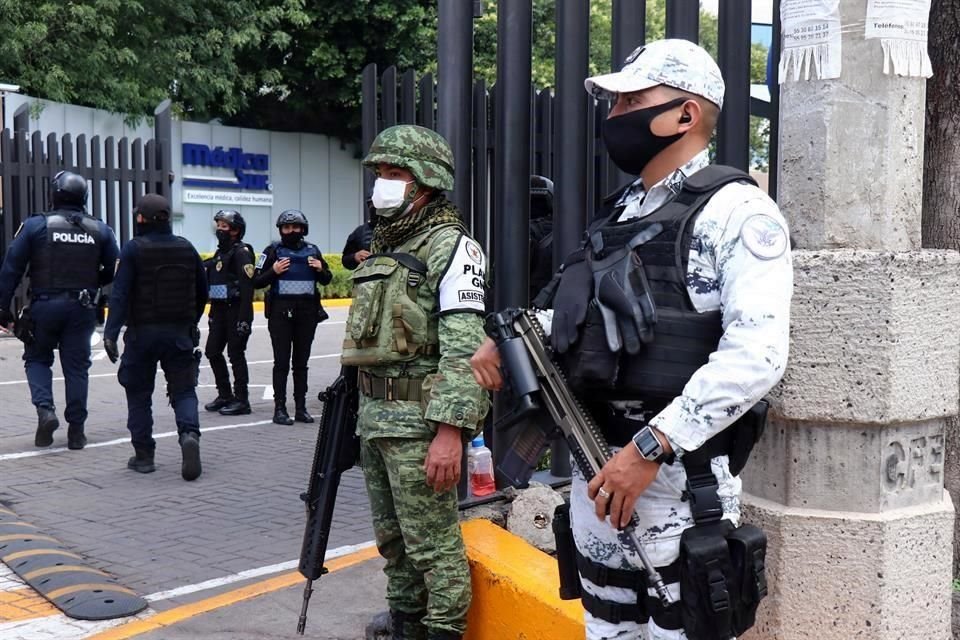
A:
470 337 503 391
0 308 13 329
551 253 593 354
103 338 119 364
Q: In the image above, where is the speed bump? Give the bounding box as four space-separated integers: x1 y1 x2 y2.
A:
0 506 147 621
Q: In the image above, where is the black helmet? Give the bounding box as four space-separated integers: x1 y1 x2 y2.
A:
276 209 309 235
51 170 88 208
134 194 171 222
214 209 246 239
530 175 553 220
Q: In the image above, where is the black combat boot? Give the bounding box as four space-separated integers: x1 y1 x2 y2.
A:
426 631 461 640
273 404 294 425
35 407 59 447
127 449 156 473
204 395 233 412
294 400 314 423
219 392 251 416
67 424 87 450
385 610 427 640
180 432 202 481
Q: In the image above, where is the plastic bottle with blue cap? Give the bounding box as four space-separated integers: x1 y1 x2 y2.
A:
467 435 495 497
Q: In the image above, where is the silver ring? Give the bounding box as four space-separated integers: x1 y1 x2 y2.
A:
597 487 611 500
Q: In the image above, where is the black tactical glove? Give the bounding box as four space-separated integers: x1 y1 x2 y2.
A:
190 324 201 347
104 338 119 364
236 320 251 338
0 308 13 327
550 251 592 354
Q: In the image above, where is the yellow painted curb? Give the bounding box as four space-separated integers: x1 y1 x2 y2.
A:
462 519 584 640
85 545 379 640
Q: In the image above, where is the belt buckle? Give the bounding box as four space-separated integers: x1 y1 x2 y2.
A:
385 378 395 401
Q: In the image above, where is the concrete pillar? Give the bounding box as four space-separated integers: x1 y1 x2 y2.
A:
743 1 958 638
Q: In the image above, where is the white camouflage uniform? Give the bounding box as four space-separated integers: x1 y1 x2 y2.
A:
541 149 792 639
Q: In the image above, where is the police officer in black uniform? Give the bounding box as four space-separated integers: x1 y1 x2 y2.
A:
341 217 374 270
528 175 554 304
253 210 332 425
203 210 255 416
103 194 208 481
0 171 120 450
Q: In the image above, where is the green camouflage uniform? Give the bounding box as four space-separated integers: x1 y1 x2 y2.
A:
346 125 489 638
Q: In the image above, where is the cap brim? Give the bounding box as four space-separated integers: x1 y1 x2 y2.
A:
584 71 659 100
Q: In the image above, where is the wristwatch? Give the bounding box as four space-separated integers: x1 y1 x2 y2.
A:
632 426 673 465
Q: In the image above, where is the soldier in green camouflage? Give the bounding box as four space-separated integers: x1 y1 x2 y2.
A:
343 125 489 640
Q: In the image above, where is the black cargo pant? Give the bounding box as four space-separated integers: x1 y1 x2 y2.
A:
268 297 319 408
204 301 250 400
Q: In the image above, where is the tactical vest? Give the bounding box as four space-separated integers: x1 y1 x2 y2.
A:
341 223 462 367
563 166 755 400
272 243 319 297
30 212 103 291
129 235 197 325
207 242 246 301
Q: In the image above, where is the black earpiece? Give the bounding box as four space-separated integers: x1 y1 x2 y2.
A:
679 113 692 123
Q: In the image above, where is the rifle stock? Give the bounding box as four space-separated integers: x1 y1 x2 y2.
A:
486 308 673 606
296 373 360 634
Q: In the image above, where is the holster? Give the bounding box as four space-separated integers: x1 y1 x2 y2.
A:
14 307 35 345
558 303 619 390
551 502 582 600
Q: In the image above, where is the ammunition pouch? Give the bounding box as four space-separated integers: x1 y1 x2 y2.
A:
552 503 582 600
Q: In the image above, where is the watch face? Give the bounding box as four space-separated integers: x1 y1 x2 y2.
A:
634 427 663 461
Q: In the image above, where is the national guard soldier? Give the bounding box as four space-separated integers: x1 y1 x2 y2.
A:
102 194 209 481
253 210 332 425
471 40 793 640
346 125 490 640
203 210 255 416
0 170 120 450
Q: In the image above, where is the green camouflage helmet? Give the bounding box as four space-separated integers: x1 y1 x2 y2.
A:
362 125 455 191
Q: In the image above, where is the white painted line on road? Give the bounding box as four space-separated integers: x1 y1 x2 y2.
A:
0 419 276 462
262 385 273 400
143 540 376 603
0 352 342 386
91 350 109 361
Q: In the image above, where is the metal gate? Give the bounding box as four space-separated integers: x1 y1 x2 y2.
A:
0 99 173 253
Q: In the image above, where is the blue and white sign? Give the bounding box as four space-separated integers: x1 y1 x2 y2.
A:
181 143 274 206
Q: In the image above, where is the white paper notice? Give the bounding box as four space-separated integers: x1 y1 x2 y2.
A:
865 0 932 77
779 0 842 82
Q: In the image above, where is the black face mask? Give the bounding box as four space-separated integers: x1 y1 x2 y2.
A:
602 98 688 176
281 232 304 248
216 230 232 246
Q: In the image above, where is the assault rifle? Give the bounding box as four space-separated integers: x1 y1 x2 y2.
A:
485 308 673 606
296 373 360 634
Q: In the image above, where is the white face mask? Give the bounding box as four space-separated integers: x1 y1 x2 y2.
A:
371 178 413 210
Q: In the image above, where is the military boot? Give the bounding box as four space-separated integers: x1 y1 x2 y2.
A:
294 400 314 423
387 610 427 640
35 407 59 447
127 449 155 473
426 631 461 640
219 391 251 416
180 432 202 481
273 404 294 426
67 424 87 450
204 395 233 412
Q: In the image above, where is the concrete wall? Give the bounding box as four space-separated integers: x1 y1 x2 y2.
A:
2 94 363 253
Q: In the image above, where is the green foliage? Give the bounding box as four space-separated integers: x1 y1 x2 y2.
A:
197 252 352 299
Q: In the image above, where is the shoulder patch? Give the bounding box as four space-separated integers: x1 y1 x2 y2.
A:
740 214 787 260
438 234 487 313
243 264 255 279
255 253 266 270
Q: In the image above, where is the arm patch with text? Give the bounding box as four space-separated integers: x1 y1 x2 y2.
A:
438 235 487 313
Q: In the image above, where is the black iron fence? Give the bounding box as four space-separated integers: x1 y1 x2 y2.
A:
361 0 780 488
0 100 173 253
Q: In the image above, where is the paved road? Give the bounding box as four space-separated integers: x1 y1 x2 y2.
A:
0 304 377 637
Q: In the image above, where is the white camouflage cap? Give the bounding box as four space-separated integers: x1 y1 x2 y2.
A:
584 39 725 109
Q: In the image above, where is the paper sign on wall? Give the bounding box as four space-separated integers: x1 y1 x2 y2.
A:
865 0 932 77
779 0 842 82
